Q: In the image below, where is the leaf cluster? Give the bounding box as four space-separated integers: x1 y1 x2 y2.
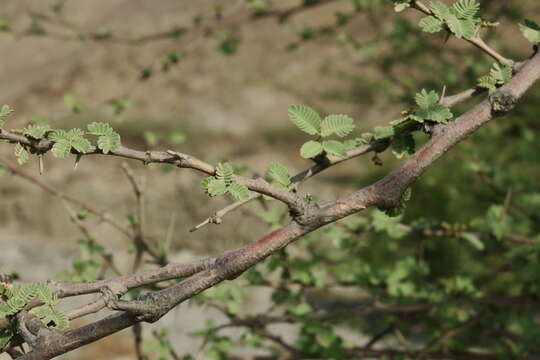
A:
0 282 68 347
0 104 13 129
288 104 357 159
363 89 452 159
201 162 251 201
11 120 121 165
418 0 481 40
477 62 513 94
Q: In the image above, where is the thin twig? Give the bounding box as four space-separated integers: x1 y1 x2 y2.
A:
0 156 132 238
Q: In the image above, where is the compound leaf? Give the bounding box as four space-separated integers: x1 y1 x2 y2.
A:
374 126 395 139
267 162 290 187
23 124 51 139
430 1 451 20
51 139 71 158
96 132 120 154
320 114 355 137
392 133 415 159
300 140 323 159
87 122 114 136
477 75 497 94
201 176 213 193
216 162 234 185
429 104 453 123
70 136 92 154
419 16 443 33
207 179 227 196
452 0 480 19
0 104 13 118
322 140 347 158
446 15 476 39
14 143 29 165
48 129 68 142
227 183 251 201
490 63 512 84
415 89 439 109
288 105 321 135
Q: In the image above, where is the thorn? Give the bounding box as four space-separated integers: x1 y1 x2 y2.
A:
439 85 447 103
74 154 82 170
38 155 44 175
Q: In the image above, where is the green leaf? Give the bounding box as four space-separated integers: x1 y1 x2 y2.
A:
201 177 213 193
300 140 323 159
64 94 84 113
143 131 159 146
415 89 439 109
288 303 312 316
227 183 250 201
96 132 120 154
394 1 411 12
0 104 13 118
322 140 347 157
490 63 512 84
14 143 29 165
392 133 415 159
51 139 72 158
23 124 51 139
452 0 480 19
429 1 451 20
267 162 291 187
419 16 443 33
461 233 484 251
288 105 321 135
446 15 476 39
48 129 68 142
87 122 114 136
372 209 408 239
109 97 131 116
207 179 227 196
428 104 453 123
519 19 540 44
87 122 120 153
30 306 69 330
374 126 395 139
216 162 234 185
34 283 57 305
320 114 355 137
486 205 509 240
70 136 92 153
341 138 359 150
477 75 498 94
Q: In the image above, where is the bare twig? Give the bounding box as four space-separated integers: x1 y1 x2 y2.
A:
0 157 132 238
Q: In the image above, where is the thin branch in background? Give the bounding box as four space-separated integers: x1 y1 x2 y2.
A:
0 156 132 237
164 211 177 254
60 199 122 277
121 162 153 270
132 323 146 360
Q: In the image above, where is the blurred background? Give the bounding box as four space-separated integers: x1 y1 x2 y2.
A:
0 0 539 359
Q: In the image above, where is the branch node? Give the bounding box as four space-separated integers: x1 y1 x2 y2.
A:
143 150 152 165
209 214 223 225
100 281 129 310
489 89 517 114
